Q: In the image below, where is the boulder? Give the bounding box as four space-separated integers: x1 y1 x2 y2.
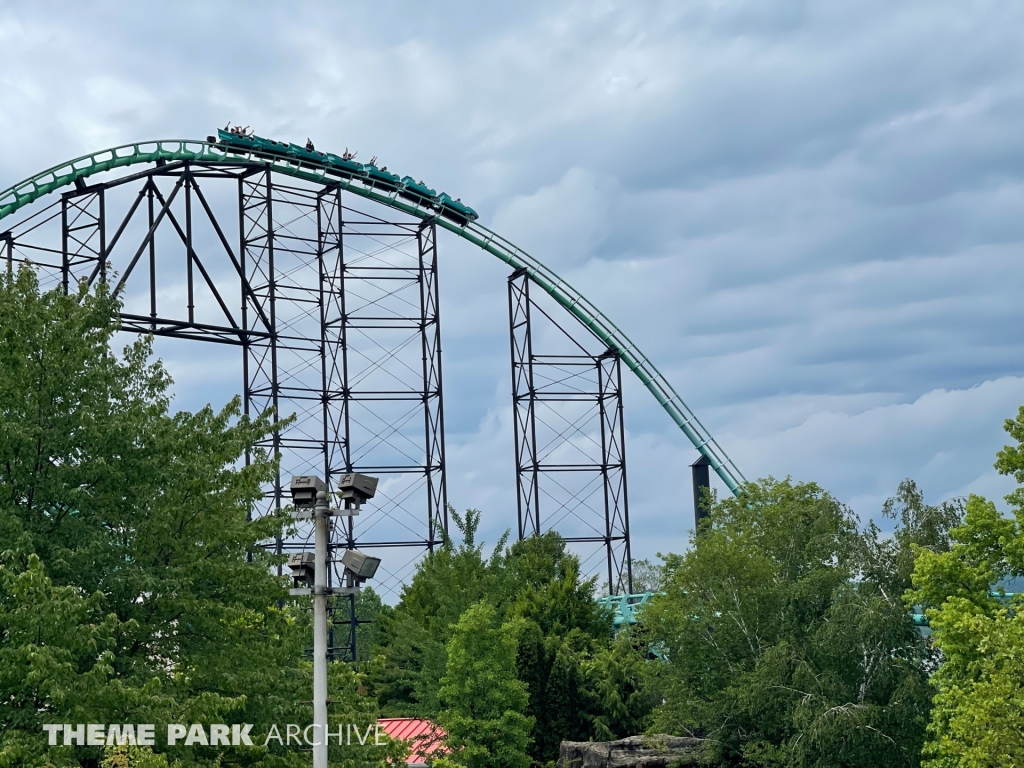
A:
557 734 703 767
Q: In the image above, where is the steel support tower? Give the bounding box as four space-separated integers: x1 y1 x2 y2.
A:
508 269 632 594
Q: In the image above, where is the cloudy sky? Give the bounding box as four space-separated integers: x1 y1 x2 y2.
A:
2 1 1023 579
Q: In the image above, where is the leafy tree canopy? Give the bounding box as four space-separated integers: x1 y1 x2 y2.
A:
438 601 533 768
908 405 1024 767
0 267 395 767
369 509 652 765
645 477 954 768
13 263 997 768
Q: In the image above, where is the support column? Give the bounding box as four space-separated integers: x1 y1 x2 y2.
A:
239 168 282 549
418 220 448 547
317 184 354 662
509 269 541 540
691 454 711 534
508 270 633 594
598 351 632 594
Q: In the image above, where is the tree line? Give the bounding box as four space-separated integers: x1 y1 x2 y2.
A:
2 267 1023 766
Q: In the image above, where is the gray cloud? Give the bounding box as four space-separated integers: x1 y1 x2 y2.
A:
2 0 1024 576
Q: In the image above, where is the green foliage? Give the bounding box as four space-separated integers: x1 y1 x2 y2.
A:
0 554 129 767
100 744 169 768
503 530 622 763
395 509 511 637
353 587 390 663
865 480 964 601
645 477 944 767
907 405 1024 767
507 551 609 640
324 660 410 767
438 602 533 768
19 260 1000 767
515 627 593 763
370 514 642 764
0 267 395 766
586 630 654 743
628 558 663 593
372 508 509 715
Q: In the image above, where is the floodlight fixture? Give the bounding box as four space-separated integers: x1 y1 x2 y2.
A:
341 548 382 582
287 552 315 587
289 475 327 508
337 473 378 506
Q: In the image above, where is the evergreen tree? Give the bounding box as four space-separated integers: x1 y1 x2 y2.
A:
371 519 625 762
586 629 655 742
534 630 595 762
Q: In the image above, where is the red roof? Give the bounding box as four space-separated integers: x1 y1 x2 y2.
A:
378 718 448 765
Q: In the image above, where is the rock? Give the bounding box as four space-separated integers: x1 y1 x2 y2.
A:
557 734 703 767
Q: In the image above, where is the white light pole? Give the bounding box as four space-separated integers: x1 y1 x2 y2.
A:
287 474 381 768
312 489 329 768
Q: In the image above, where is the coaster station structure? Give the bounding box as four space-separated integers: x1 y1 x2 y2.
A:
0 131 746 654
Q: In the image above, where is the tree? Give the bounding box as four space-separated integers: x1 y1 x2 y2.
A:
506 546 609 640
353 586 390 662
372 508 509 716
504 541 615 764
324 660 411 768
100 744 168 768
437 602 533 768
0 267 399 766
629 558 664 593
645 477 941 767
0 554 128 767
0 266 305 764
370 516 614 727
907 405 1024 766
586 629 655 742
372 516 628 765
511 625 596 764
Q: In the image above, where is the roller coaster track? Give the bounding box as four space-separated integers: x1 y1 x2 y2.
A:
0 138 747 495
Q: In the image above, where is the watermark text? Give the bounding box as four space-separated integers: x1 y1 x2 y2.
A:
43 723 386 748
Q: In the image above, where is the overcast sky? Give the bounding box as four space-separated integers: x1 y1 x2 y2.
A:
2 1 1023 578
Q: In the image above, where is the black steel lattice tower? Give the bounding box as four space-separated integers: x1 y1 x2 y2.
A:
508 269 632 594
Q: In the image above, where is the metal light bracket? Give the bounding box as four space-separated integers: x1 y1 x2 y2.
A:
290 502 362 521
289 585 361 597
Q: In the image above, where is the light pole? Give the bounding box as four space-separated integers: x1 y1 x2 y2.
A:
312 489 329 768
288 474 382 768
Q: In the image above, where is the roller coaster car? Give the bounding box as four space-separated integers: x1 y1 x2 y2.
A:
209 130 477 225
215 129 254 151
282 142 326 165
324 153 367 177
437 193 479 226
215 129 283 158
363 164 402 191
399 176 438 206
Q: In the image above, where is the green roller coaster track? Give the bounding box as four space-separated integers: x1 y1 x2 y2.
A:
0 138 747 495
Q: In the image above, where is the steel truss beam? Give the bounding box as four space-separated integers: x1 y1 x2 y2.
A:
509 269 632 594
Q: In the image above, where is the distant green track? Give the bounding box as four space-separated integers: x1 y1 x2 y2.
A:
0 138 747 494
